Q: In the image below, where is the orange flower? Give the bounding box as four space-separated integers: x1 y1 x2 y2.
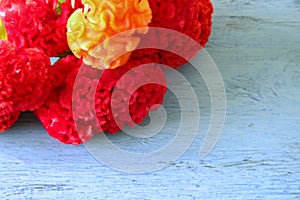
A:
67 0 152 69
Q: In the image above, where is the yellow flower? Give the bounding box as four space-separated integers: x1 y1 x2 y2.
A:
67 0 152 69
0 18 7 41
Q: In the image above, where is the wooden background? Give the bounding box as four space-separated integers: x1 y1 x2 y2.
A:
0 0 299 199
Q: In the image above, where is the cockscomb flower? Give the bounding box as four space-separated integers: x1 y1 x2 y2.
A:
67 0 152 69
129 0 214 68
0 40 52 114
0 0 82 57
35 55 167 144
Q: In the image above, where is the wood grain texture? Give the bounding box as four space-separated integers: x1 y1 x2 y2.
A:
0 0 300 199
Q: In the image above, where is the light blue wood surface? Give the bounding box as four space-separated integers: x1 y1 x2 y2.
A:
1 0 300 199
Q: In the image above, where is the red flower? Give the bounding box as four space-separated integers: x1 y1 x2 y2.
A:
0 0 82 57
35 55 167 144
131 0 214 68
0 40 51 129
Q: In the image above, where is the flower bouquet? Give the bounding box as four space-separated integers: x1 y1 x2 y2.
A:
0 0 213 144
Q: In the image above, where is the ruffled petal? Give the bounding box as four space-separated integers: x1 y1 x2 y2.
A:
67 0 152 69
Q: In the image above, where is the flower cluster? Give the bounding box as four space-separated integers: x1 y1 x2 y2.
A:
0 0 213 144
0 0 80 131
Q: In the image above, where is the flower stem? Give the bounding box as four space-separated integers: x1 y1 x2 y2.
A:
58 50 73 58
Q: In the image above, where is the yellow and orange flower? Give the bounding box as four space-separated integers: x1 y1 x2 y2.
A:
67 0 152 69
